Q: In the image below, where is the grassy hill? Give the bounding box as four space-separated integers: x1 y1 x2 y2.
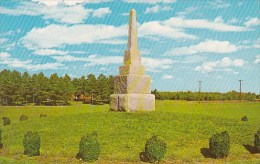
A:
0 101 260 163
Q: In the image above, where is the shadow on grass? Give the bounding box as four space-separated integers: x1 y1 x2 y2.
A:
139 152 149 162
243 144 258 154
200 148 214 158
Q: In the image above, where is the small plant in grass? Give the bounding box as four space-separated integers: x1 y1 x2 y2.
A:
144 135 167 163
20 115 28 121
241 115 248 121
23 131 40 157
3 117 10 126
0 128 2 149
77 132 100 162
254 129 260 153
40 114 47 117
209 131 230 158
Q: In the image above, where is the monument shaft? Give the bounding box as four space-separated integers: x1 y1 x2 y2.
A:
110 9 155 112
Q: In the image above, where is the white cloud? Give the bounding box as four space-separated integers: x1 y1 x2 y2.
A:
254 44 260 49
142 57 174 72
176 7 196 17
229 18 239 24
123 0 176 4
0 52 11 58
179 55 207 63
88 54 97 59
0 2 92 24
0 52 64 71
32 0 112 6
34 49 67 56
237 39 260 50
144 5 171 14
214 16 224 23
53 55 122 66
92 7 111 18
22 20 197 50
208 0 230 9
0 1 112 24
195 57 245 73
162 75 173 79
140 21 197 40
0 38 8 44
244 18 260 27
21 24 127 49
255 55 260 64
52 54 174 72
166 40 238 56
120 12 129 16
233 59 244 66
144 5 160 14
164 17 248 32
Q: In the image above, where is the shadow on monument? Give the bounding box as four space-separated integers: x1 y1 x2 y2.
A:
243 144 259 154
200 148 214 158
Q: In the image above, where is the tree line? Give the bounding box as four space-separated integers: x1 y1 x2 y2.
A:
152 89 259 101
0 70 259 106
0 69 114 106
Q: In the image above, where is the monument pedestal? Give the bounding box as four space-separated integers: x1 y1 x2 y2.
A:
110 94 155 112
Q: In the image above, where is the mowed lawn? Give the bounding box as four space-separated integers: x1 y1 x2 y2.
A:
0 100 260 163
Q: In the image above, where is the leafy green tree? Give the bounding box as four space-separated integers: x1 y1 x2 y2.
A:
61 74 73 104
35 72 49 105
97 74 108 102
86 74 97 103
49 73 61 105
21 72 32 104
107 75 114 100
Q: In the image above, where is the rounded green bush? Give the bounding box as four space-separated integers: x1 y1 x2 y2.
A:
209 131 230 158
40 114 47 118
78 133 100 162
254 129 260 152
3 117 10 126
241 115 248 121
20 115 28 121
23 131 40 157
145 135 167 163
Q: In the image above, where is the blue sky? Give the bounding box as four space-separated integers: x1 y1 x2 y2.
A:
0 0 259 93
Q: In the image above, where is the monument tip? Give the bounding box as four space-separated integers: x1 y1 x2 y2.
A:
130 9 136 14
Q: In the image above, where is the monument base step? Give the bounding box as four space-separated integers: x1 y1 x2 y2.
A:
110 94 155 112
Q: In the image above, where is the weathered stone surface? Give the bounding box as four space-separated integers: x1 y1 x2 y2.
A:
119 65 145 75
123 50 141 66
127 9 138 52
110 94 155 112
114 75 151 94
109 9 155 112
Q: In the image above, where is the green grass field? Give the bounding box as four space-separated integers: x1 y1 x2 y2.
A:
0 100 260 163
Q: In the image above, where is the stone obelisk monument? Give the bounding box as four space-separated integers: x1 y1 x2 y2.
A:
110 9 155 112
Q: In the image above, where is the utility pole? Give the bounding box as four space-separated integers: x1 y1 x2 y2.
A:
239 80 243 102
198 81 202 103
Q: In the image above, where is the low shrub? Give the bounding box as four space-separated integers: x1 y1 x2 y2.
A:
20 115 28 121
0 128 2 149
144 135 167 163
3 117 10 126
241 115 248 121
40 114 47 118
254 129 260 153
23 131 40 157
77 133 100 162
209 131 230 158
